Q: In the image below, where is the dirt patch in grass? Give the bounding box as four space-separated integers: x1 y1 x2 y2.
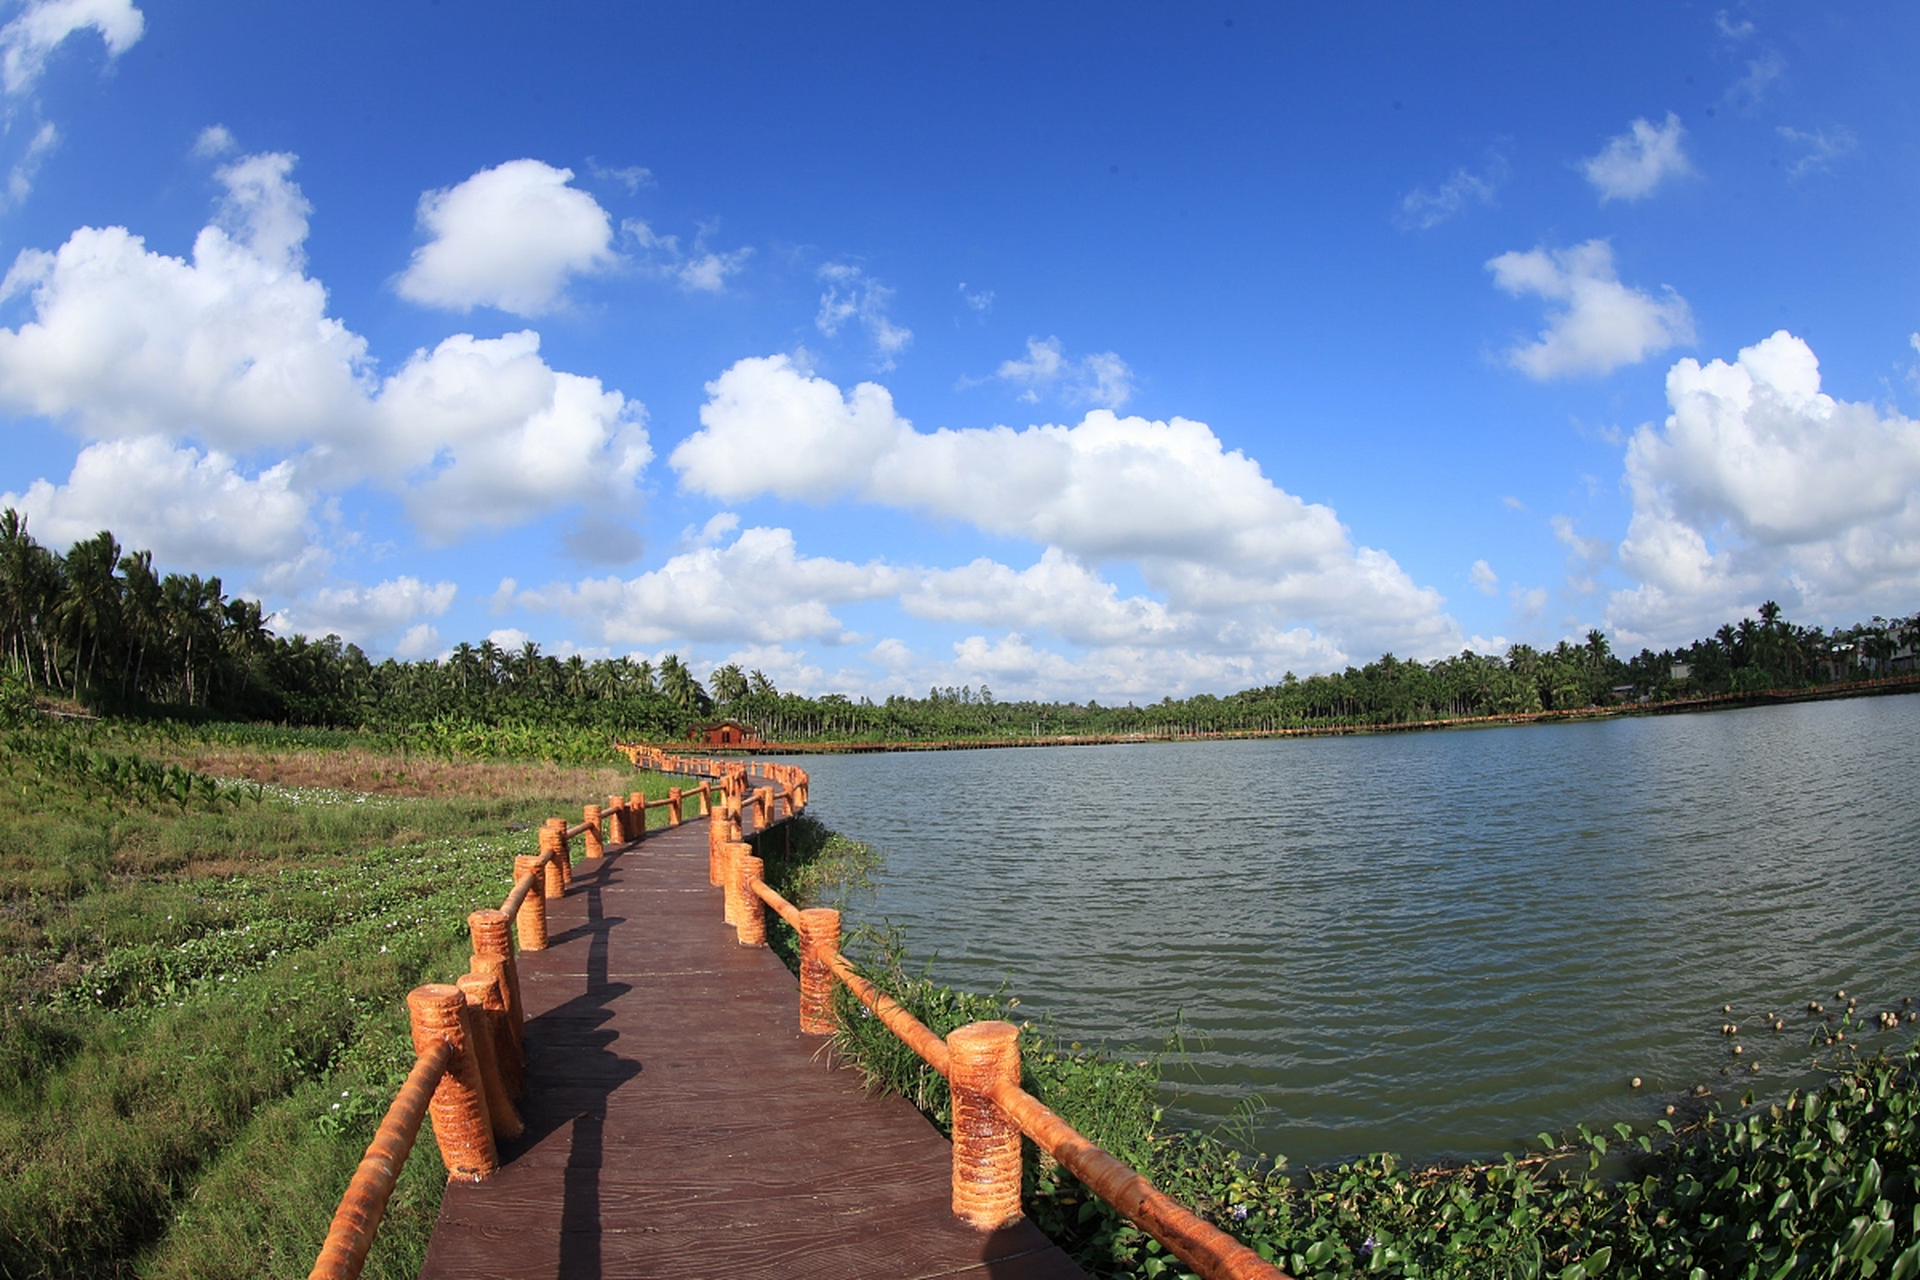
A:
147 746 641 803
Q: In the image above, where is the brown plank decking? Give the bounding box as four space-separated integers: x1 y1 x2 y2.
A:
417 807 1087 1280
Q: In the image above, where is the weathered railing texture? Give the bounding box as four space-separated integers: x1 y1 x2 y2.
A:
313 744 1284 1280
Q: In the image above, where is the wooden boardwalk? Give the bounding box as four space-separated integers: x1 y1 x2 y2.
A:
418 812 1086 1280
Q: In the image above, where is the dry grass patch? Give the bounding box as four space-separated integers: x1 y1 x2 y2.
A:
146 746 640 803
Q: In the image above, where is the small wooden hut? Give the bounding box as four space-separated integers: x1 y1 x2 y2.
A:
687 718 764 747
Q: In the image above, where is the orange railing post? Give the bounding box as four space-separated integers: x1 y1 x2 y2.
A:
406 984 498 1180
721 841 752 928
734 852 766 946
545 821 572 890
669 786 683 826
466 908 524 1061
539 824 567 898
629 790 647 838
606 794 628 845
513 854 548 951
582 805 604 859
797 908 841 1034
456 972 524 1140
948 1020 1024 1230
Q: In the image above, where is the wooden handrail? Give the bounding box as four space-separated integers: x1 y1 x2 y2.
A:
990 1080 1289 1280
498 846 555 920
308 1039 454 1280
823 948 953 1077
311 755 729 1277
750 878 805 930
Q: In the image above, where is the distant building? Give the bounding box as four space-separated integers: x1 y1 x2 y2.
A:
687 719 763 747
1670 661 1691 682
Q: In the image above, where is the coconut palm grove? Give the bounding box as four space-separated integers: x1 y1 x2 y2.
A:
5 514 1914 744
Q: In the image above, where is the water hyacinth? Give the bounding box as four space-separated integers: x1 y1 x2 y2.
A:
827 947 1920 1278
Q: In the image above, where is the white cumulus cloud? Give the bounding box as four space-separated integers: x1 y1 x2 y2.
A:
369 331 649 543
282 576 458 648
396 159 616 316
903 549 1185 648
0 435 311 573
1609 331 1920 643
514 524 904 647
1582 112 1692 202
932 630 1348 704
191 124 235 158
0 148 648 546
0 0 143 97
671 354 1460 663
670 354 906 503
1487 239 1693 379
0 152 366 448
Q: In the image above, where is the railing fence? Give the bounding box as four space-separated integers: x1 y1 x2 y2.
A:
309 746 1287 1280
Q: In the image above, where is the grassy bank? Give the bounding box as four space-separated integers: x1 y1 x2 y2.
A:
0 718 688 1279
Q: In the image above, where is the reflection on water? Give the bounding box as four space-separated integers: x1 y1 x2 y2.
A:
780 695 1920 1165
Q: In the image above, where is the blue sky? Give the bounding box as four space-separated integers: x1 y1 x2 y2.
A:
0 1 1915 700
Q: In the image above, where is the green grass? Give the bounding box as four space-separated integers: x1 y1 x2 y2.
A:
0 719 691 1279
0 834 515 1279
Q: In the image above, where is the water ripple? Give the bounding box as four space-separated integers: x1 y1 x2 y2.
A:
786 697 1920 1164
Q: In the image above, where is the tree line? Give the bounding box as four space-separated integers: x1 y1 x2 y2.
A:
3 511 1915 742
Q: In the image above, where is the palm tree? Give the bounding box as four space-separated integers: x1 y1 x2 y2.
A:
1734 618 1759 669
659 654 712 716
709 662 748 705
448 642 480 691
222 595 273 705
59 531 123 695
478 638 504 687
117 550 165 701
0 509 48 677
161 572 225 705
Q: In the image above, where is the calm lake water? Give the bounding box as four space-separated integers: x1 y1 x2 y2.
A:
779 694 1920 1166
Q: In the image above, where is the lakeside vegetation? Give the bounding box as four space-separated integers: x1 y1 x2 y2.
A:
4 514 1917 754
0 709 1916 1278
753 816 1920 1279
0 714 689 1279
761 875 1920 1279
